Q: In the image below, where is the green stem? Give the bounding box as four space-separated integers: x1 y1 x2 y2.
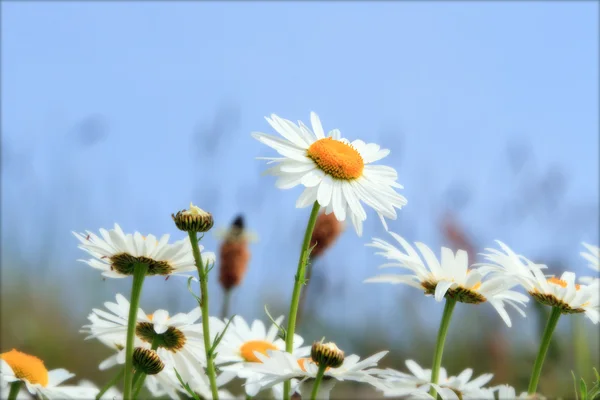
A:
8 382 21 400
221 289 231 319
96 367 124 400
123 263 148 400
528 306 561 395
188 231 220 400
429 297 457 398
310 364 327 400
132 338 160 399
283 201 321 400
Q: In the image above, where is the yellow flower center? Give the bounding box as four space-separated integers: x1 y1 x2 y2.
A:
239 340 278 363
297 357 330 372
471 282 482 291
1 349 49 387
548 277 580 290
306 138 364 180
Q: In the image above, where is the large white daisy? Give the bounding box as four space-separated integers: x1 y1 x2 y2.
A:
215 315 309 396
480 241 600 324
364 232 529 326
580 242 600 284
81 294 222 396
73 223 215 278
0 350 99 400
372 360 494 399
243 348 388 399
252 112 407 236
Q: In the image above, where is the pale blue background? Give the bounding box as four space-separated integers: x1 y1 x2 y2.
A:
2 2 598 349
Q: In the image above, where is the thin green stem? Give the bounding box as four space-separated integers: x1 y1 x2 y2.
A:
96 367 124 400
429 297 457 398
221 289 231 320
123 263 148 400
528 306 561 395
8 381 21 400
188 231 220 400
310 364 327 400
283 201 321 400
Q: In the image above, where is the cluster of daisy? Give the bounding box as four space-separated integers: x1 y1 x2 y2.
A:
2 112 598 400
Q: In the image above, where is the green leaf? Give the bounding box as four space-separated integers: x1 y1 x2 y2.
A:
174 368 202 400
573 371 580 400
186 276 202 305
581 377 589 400
209 316 235 356
264 305 286 341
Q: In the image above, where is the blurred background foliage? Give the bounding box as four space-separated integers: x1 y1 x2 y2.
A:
1 2 598 399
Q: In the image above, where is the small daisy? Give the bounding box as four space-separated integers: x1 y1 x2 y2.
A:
252 112 407 236
243 348 388 399
73 223 215 278
364 232 529 326
81 294 215 385
580 242 600 284
480 241 600 324
215 315 309 396
0 349 99 399
373 360 494 399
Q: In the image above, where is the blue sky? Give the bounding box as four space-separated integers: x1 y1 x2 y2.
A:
2 2 598 338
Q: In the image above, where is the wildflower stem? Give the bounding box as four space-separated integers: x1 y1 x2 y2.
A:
283 201 321 400
221 289 231 319
310 364 328 400
429 297 457 398
188 231 220 400
96 367 124 400
8 382 21 400
123 263 148 400
528 306 561 395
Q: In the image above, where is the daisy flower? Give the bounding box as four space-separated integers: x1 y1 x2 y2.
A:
495 384 543 399
81 294 220 388
252 112 407 236
580 242 600 284
78 380 121 400
243 348 388 399
480 241 600 324
73 223 215 278
0 350 99 399
364 232 529 326
373 360 494 399
215 315 309 396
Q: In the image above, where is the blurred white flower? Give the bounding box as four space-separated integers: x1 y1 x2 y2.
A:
580 242 599 284
365 232 529 326
0 350 99 399
252 112 407 236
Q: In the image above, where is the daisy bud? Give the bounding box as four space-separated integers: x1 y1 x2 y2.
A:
218 215 251 291
172 202 214 233
132 347 164 375
311 341 344 368
309 212 343 259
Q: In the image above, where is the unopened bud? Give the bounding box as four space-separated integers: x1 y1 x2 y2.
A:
310 212 343 259
172 202 214 233
132 347 164 375
311 341 344 368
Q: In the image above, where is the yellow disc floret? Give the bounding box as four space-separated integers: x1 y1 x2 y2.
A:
240 340 278 363
1 349 49 387
307 138 364 180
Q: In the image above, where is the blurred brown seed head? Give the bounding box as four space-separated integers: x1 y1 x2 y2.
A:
218 215 251 290
310 212 343 259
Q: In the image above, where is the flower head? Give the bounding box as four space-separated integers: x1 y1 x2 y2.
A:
480 241 600 324
216 315 309 396
365 232 529 326
253 112 407 236
373 360 494 399
133 348 164 375
311 341 344 368
172 202 214 233
243 348 388 399
309 212 344 259
0 349 99 399
73 223 215 278
218 215 253 291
